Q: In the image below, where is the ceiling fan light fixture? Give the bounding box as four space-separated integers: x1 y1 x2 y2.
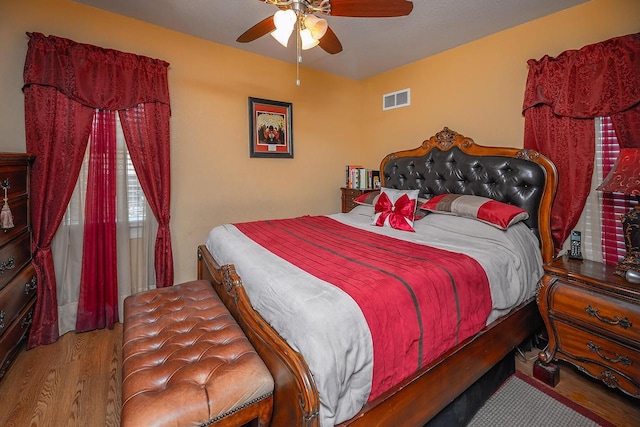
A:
303 14 328 40
300 28 319 50
271 26 294 47
270 9 296 47
273 9 296 29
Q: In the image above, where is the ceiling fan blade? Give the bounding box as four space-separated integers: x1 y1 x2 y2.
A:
329 0 414 17
237 16 276 43
318 26 343 54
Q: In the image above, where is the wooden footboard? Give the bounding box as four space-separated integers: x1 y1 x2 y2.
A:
197 245 542 427
197 246 321 426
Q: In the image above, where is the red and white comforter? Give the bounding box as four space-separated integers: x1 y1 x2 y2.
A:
206 205 543 426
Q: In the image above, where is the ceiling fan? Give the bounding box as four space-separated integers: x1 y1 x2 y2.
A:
237 0 414 55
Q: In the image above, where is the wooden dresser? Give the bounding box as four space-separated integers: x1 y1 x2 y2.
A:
341 187 372 213
0 153 36 381
537 256 640 398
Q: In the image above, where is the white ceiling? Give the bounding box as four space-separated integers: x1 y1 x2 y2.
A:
72 0 588 80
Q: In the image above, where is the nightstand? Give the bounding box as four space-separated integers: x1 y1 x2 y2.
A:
536 256 640 398
341 188 372 213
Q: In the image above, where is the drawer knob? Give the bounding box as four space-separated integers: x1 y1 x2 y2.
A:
0 255 15 274
24 275 37 295
585 305 632 329
20 311 33 329
0 310 4 330
587 342 632 366
600 370 620 389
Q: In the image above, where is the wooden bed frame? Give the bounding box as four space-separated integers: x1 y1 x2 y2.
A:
197 128 558 426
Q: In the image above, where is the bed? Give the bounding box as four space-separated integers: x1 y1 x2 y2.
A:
197 127 558 427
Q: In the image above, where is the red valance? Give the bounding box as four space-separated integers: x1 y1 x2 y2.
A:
523 33 640 118
522 32 640 253
23 32 170 110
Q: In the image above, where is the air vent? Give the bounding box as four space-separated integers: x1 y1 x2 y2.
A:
382 88 410 111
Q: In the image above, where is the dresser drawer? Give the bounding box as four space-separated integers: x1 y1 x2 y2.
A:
0 153 32 382
0 263 36 336
0 164 29 199
0 195 29 248
341 188 371 213
554 321 639 397
549 278 640 343
0 298 35 380
342 188 364 197
344 200 358 212
0 232 31 292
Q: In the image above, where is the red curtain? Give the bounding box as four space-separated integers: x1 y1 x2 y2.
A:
23 32 171 347
119 104 173 289
611 107 640 150
24 87 94 347
75 111 119 332
522 33 640 252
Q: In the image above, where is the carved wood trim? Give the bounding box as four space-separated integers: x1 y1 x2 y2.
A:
197 246 321 426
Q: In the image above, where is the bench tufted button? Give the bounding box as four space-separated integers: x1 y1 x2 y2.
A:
122 280 274 426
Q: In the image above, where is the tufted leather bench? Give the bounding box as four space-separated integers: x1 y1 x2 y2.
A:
121 280 274 427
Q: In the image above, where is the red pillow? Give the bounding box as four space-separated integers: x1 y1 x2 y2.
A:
372 188 419 232
419 194 528 230
354 190 380 206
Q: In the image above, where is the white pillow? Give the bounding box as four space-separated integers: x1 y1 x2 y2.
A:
372 187 420 232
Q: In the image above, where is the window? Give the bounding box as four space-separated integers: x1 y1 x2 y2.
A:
52 111 158 335
570 117 638 264
125 155 146 223
59 114 148 230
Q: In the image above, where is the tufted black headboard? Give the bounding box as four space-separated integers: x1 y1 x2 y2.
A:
380 128 557 262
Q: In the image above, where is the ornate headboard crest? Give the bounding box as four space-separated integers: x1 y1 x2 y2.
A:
379 127 558 262
433 127 472 150
515 148 542 162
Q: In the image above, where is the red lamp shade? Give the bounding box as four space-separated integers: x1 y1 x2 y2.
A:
596 148 640 195
596 148 640 283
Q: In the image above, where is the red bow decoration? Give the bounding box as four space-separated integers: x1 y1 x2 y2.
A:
374 192 416 232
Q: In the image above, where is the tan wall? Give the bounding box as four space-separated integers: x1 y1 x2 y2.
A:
1 0 639 283
360 0 640 169
0 0 363 282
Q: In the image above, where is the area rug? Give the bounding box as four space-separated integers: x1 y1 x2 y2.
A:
467 371 615 426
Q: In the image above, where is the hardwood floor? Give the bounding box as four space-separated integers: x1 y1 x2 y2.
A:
0 326 637 426
515 347 640 427
0 324 122 427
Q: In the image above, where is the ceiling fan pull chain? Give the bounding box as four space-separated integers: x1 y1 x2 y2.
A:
296 14 302 86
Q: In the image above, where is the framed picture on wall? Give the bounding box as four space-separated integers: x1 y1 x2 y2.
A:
248 97 294 158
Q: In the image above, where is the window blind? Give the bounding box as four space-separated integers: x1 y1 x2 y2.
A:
599 117 636 266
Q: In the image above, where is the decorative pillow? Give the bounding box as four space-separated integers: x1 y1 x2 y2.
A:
356 190 429 221
372 188 420 232
419 194 529 230
354 190 380 206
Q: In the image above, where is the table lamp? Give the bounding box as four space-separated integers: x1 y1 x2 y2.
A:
596 148 640 283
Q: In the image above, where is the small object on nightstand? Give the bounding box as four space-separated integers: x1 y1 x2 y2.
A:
568 230 583 260
626 269 640 284
616 205 640 280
